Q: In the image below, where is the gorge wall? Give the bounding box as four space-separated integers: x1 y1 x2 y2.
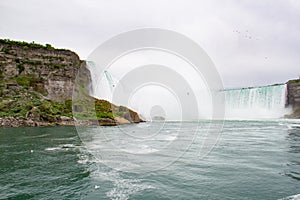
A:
286 79 300 118
0 39 83 103
0 39 143 127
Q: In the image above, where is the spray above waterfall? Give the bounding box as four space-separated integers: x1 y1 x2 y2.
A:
85 29 225 122
93 67 291 120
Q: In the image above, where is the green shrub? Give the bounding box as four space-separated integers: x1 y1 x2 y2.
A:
64 99 72 113
16 64 25 74
0 39 60 50
22 60 42 65
53 63 66 68
45 44 54 50
289 79 300 84
96 112 114 119
16 77 30 86
2 47 9 54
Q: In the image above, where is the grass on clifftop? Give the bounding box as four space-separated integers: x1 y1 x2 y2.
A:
0 39 55 50
288 79 300 84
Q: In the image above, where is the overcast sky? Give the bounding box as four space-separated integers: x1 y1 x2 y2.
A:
1 0 299 88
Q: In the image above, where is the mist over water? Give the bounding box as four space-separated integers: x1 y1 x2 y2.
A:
86 50 216 121
83 29 291 121
89 64 291 120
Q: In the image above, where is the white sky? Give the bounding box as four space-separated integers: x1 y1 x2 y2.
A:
1 0 299 88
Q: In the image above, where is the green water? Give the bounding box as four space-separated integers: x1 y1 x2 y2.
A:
0 120 300 199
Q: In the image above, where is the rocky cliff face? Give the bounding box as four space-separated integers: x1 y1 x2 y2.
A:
286 79 300 118
287 80 300 107
0 39 83 102
0 39 143 127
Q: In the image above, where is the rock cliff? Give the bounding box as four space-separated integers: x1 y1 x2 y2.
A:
286 79 300 118
0 39 83 102
0 39 143 127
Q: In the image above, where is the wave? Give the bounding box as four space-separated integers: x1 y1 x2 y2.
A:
280 194 300 200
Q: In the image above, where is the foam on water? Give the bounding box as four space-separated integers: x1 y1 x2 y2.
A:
45 147 61 151
280 194 300 200
91 169 155 200
23 134 50 139
287 124 300 130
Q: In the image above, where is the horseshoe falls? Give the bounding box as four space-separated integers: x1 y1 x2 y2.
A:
224 84 291 119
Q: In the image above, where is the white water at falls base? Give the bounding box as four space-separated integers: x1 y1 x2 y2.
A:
224 84 291 119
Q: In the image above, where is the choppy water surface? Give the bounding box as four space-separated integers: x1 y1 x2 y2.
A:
0 120 300 199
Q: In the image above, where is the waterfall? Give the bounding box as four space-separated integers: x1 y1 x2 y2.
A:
86 60 292 120
224 84 291 119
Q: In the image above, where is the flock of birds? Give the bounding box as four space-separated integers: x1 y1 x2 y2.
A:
233 29 260 40
233 29 268 60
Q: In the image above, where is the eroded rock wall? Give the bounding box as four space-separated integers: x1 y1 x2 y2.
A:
0 40 83 102
286 79 300 118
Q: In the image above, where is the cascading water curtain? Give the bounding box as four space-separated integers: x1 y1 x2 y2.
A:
224 84 291 119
